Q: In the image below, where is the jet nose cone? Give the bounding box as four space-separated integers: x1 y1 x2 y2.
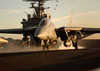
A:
35 32 44 39
34 30 46 40
37 33 44 38
34 26 48 40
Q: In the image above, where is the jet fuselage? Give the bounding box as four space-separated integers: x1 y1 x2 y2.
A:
35 18 57 42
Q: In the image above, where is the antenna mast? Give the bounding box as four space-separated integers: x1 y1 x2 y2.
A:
23 0 50 18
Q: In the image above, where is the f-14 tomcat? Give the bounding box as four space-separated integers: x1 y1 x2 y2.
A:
0 0 100 50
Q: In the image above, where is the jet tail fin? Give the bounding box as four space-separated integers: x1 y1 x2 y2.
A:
69 10 73 27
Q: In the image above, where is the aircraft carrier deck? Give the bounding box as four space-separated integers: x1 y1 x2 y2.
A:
0 48 100 71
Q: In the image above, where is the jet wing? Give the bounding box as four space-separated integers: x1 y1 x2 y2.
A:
56 27 100 41
0 27 37 34
57 27 100 34
0 28 23 34
82 28 100 34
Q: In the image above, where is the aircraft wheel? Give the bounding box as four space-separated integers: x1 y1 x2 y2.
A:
75 42 78 50
72 40 75 46
42 45 46 51
46 45 50 50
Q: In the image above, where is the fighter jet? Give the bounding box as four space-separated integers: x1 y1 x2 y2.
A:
0 0 100 50
0 13 100 50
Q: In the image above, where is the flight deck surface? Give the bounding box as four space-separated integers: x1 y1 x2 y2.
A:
0 48 100 71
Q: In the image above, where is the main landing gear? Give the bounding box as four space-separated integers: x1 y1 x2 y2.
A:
72 40 78 50
41 40 50 50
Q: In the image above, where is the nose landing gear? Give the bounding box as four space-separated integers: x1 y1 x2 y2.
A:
41 40 50 50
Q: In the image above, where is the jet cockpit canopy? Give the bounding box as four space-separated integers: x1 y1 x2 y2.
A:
39 18 50 26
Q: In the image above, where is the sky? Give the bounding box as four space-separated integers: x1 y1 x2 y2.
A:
0 0 100 39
